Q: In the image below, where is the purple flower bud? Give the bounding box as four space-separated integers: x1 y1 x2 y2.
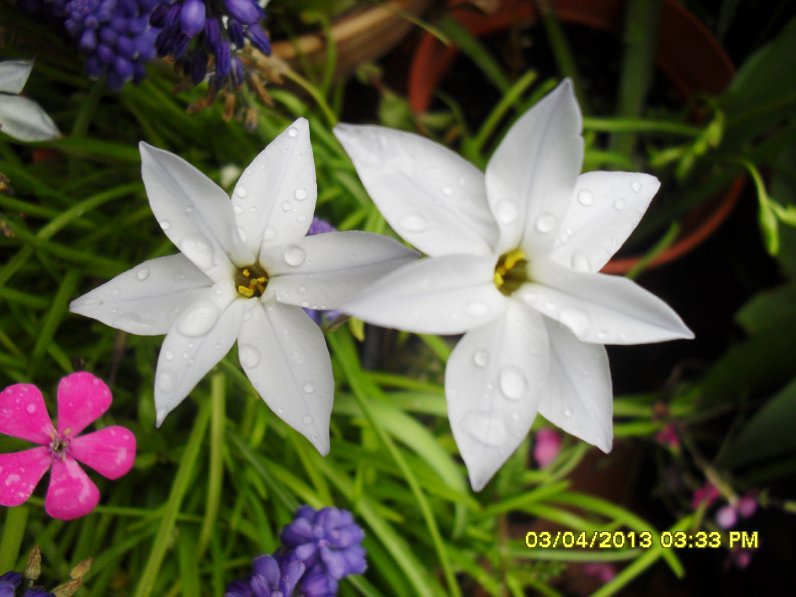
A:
79 28 97 50
223 0 262 25
149 3 169 26
204 17 221 51
228 19 244 48
300 571 338 597
247 24 271 55
215 43 231 78
737 495 757 518
179 0 206 37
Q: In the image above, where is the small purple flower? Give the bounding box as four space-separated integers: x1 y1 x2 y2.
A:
280 506 367 581
151 0 271 89
0 572 22 597
225 554 304 597
715 504 738 529
299 570 338 597
533 428 561 468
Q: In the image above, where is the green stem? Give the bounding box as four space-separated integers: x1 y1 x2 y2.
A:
583 117 701 137
0 506 28 572
535 0 586 109
198 374 226 558
281 69 337 129
609 0 663 160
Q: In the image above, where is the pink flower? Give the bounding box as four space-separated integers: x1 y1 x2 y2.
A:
582 562 616 583
0 372 136 520
715 504 738 529
655 423 679 451
691 482 719 510
737 494 757 518
533 428 562 468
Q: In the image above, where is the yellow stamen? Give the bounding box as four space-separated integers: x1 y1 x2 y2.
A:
237 285 255 298
494 248 528 296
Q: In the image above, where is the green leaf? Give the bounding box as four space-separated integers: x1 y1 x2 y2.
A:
736 282 796 334
723 376 796 466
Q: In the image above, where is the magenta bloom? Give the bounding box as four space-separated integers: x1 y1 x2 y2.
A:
0 372 136 520
533 428 562 468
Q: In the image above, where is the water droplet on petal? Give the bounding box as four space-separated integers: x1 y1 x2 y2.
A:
239 344 261 368
400 214 428 232
281 202 292 212
631 180 642 193
114 312 153 333
136 268 150 281
159 220 170 230
564 408 573 417
613 199 625 211
288 127 298 138
263 228 276 241
462 412 508 447
177 299 220 337
535 212 557 234
111 288 120 297
303 382 314 394
473 349 489 368
237 227 247 242
284 244 306 266
560 308 591 336
294 187 308 201
236 186 249 198
577 189 593 206
499 365 527 400
597 330 608 341
495 201 518 224
25 403 36 415
570 252 591 272
302 415 313 425
441 185 453 197
233 205 243 215
290 346 306 365
466 301 489 317
158 371 176 392
165 350 174 361
179 235 215 270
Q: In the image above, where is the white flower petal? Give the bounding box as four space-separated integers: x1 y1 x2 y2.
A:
538 320 613 452
334 123 498 256
485 80 583 254
548 172 660 272
139 142 254 281
446 301 549 491
69 254 213 335
342 254 507 335
521 257 694 344
0 60 33 94
154 285 244 424
262 231 418 309
238 300 333 455
0 95 60 141
232 118 317 253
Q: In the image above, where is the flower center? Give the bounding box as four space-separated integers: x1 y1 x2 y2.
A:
494 248 528 296
235 264 269 298
49 433 70 460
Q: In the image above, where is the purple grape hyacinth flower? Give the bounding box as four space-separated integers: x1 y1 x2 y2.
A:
224 555 304 597
0 571 54 597
150 0 271 89
280 506 367 582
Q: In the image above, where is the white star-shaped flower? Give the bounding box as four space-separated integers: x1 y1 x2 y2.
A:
334 80 693 489
70 118 417 454
0 60 60 142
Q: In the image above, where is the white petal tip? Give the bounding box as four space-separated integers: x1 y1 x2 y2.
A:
468 471 492 492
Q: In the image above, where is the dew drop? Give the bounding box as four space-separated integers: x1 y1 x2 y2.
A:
159 220 170 230
288 127 298 138
114 312 153 333
631 180 642 193
158 371 176 392
136 268 150 281
473 349 489 368
597 330 608 341
237 227 247 243
577 189 593 206
495 201 518 224
239 344 261 368
535 212 557 234
570 252 591 272
25 403 36 415
283 244 306 266
303 382 314 394
302 415 313 425
564 408 573 418
294 187 308 201
301 300 310 308
164 350 174 361
462 412 508 447
281 202 292 212
466 301 489 317
399 214 428 232
289 346 306 365
499 365 527 400
560 308 591 336
236 186 249 198
177 299 220 337
263 227 276 241
233 205 243 215
441 185 453 197
613 198 625 211
179 235 214 270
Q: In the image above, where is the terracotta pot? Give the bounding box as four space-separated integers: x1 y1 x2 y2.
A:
271 0 434 80
408 0 743 274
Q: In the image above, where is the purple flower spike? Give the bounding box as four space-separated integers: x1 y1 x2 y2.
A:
224 0 261 24
281 506 367 581
225 555 305 597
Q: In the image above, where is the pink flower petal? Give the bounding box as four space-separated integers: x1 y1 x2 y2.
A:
45 457 99 520
0 383 54 443
70 426 136 480
0 447 51 506
56 372 112 438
